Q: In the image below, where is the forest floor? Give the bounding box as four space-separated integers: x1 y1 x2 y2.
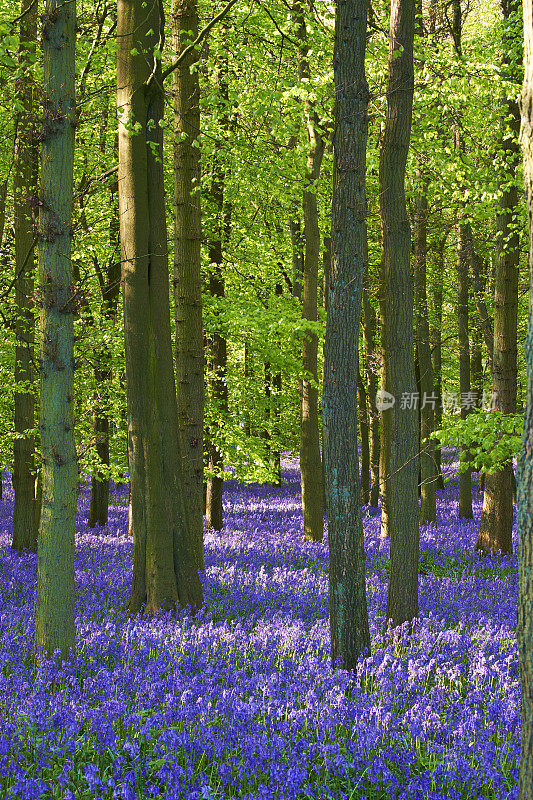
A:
0 455 519 800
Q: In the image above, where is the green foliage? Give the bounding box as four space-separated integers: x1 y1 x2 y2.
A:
432 412 522 475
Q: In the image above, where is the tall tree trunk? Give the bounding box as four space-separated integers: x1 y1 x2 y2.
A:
323 0 371 670
476 0 520 555
518 3 533 793
414 184 437 523
12 0 39 552
430 240 445 490
362 245 380 507
451 0 473 518
290 218 303 302
88 171 120 528
35 0 77 658
117 0 203 614
456 218 474 517
271 282 283 485
295 1 325 541
172 0 204 567
379 0 419 628
358 370 370 505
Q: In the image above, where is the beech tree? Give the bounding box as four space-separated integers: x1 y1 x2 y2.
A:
117 0 203 613
35 0 77 658
12 0 39 552
173 0 205 563
379 0 419 628
518 1 533 796
323 0 371 669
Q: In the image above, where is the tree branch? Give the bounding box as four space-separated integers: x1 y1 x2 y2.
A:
161 0 241 82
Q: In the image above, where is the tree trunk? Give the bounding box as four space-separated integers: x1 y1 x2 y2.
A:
88 173 120 528
430 240 445 490
117 0 203 614
35 0 77 658
456 219 474 517
414 184 437 523
379 0 419 628
358 370 370 505
12 0 39 553
172 0 204 567
476 0 520 555
295 1 324 541
362 246 380 507
323 0 371 669
517 0 533 791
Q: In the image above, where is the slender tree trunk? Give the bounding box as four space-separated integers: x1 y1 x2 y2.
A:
477 0 520 555
323 0 371 669
117 0 203 614
518 1 533 791
88 175 120 528
295 1 325 541
456 218 474 517
172 0 204 567
468 231 494 374
358 370 370 505
12 0 39 552
430 241 445 490
362 245 380 507
290 218 303 302
35 0 77 658
379 0 419 628
271 282 283 485
414 184 437 523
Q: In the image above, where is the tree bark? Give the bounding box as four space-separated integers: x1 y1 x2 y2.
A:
362 247 380 507
295 1 325 541
323 0 371 669
379 0 419 628
358 370 370 505
12 0 39 553
117 0 203 614
476 0 520 555
518 0 533 791
173 0 204 567
456 217 474 517
414 184 437 523
430 240 445 490
35 0 77 658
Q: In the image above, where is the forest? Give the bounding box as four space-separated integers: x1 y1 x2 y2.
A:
1 0 533 796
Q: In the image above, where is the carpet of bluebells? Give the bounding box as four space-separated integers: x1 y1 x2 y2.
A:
0 455 520 800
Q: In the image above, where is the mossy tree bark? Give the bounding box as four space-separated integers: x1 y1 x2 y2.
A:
379 0 419 628
173 0 204 567
295 0 325 541
35 0 77 659
12 0 39 553
476 0 520 556
323 0 371 669
517 0 533 791
117 0 203 614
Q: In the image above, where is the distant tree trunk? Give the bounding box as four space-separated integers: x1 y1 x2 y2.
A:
430 240 445 489
456 219 474 517
12 0 39 553
358 370 370 504
477 0 520 555
172 0 204 567
271 282 283 485
323 0 371 670
379 0 419 628
517 0 533 792
414 184 437 523
451 0 473 518
35 0 77 658
362 246 380 507
294 1 324 541
117 0 203 614
468 233 494 374
88 174 120 528
290 218 303 302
